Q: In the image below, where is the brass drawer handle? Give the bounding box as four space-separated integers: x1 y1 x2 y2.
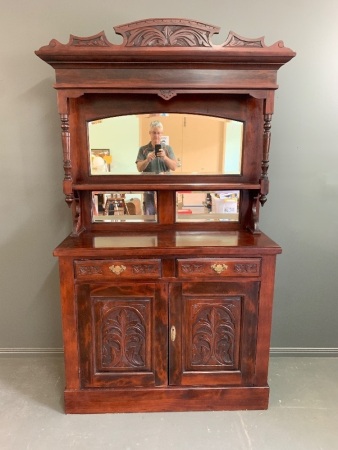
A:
109 264 126 275
170 326 176 342
211 263 228 274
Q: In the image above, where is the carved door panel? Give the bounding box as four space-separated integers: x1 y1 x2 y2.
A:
77 282 168 388
169 281 259 386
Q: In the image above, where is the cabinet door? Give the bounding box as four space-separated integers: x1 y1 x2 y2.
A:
77 283 168 388
169 281 259 386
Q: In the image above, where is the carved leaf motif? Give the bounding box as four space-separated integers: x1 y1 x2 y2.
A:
132 264 158 274
101 307 146 368
181 263 204 273
78 265 103 275
125 25 212 47
234 263 258 274
191 306 235 366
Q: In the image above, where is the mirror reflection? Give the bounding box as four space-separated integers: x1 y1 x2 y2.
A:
176 191 240 222
92 191 157 223
88 114 243 175
91 190 240 223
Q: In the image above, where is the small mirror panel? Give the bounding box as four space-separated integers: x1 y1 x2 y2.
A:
176 191 240 222
88 114 243 175
92 191 157 223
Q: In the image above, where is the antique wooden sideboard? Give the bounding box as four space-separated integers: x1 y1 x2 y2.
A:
36 18 295 413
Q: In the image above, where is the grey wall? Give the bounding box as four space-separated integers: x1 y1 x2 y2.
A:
1 0 337 353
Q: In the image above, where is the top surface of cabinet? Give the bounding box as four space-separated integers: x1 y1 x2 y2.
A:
53 230 281 256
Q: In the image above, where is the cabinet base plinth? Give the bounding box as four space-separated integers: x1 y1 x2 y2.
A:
64 386 270 414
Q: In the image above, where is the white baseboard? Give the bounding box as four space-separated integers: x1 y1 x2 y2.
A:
0 348 64 354
270 347 338 357
0 347 337 357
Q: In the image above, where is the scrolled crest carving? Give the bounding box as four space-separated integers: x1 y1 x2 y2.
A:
114 18 219 47
45 32 111 49
69 32 111 47
222 31 287 50
37 19 294 56
222 32 265 48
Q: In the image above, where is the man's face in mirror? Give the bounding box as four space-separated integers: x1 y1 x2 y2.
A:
149 127 162 146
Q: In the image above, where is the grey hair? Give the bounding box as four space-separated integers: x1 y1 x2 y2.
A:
149 120 163 130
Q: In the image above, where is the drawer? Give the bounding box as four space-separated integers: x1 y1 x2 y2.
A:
176 258 261 278
74 259 161 280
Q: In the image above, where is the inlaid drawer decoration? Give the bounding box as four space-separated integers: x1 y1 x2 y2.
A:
75 259 161 280
177 258 261 278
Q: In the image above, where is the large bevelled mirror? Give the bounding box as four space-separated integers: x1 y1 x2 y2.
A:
88 113 243 175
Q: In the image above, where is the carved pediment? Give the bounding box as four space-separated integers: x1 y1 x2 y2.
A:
37 18 294 56
114 18 219 47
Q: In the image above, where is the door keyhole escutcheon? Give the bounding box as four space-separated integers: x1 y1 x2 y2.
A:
171 326 176 342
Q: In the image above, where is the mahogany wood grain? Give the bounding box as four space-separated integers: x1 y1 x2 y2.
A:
36 18 294 413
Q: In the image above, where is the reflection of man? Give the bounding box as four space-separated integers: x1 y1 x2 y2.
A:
136 120 177 215
135 120 177 174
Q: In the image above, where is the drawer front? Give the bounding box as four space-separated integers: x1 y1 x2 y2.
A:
74 259 161 280
177 258 261 278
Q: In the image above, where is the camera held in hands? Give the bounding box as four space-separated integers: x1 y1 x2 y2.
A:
155 144 161 157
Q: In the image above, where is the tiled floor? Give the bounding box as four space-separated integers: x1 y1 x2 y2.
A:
0 355 337 449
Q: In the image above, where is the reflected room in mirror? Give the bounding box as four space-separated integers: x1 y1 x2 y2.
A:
176 190 239 222
88 114 243 176
92 191 157 223
91 190 240 223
